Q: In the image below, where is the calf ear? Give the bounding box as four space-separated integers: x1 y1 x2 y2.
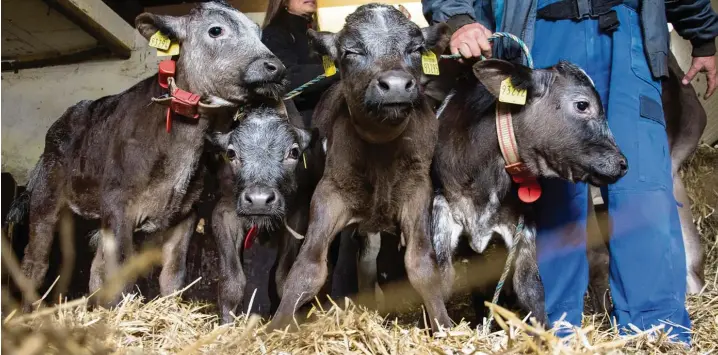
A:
472 59 532 98
293 126 313 152
308 29 338 61
135 13 187 42
422 23 450 55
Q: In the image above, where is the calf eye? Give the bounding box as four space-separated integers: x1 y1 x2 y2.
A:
226 148 236 160
575 101 589 112
208 26 223 38
287 144 300 160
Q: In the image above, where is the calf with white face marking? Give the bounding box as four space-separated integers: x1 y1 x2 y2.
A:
431 59 627 324
10 1 288 307
266 4 452 331
208 105 319 324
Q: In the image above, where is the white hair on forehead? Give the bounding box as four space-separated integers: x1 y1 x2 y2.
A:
577 67 595 87
370 6 389 30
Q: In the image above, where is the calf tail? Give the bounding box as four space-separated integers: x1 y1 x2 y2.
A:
5 157 45 226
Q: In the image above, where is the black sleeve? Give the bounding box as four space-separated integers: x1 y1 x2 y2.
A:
261 27 338 101
666 0 718 57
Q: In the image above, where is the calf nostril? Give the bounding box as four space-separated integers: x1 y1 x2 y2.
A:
377 80 390 92
619 159 628 171
264 61 277 73
266 191 276 205
243 193 253 204
405 79 415 91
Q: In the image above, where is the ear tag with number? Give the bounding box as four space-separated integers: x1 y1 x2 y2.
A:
421 51 440 75
149 31 171 50
157 42 180 57
322 56 337 76
498 78 527 105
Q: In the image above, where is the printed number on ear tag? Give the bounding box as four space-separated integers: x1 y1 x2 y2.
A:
499 78 527 105
322 56 337 77
421 51 440 76
149 31 171 51
157 43 180 57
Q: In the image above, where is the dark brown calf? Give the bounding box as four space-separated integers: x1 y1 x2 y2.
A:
266 4 452 331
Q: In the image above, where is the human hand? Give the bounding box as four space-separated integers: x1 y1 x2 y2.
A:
450 23 493 59
682 55 717 99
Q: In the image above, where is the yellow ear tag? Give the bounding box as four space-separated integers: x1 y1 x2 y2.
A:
421 51 440 75
149 31 171 50
157 42 180 57
322 56 337 77
498 78 527 105
302 152 307 169
221 152 229 163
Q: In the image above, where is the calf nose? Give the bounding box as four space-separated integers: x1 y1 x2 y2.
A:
371 70 417 103
245 57 286 83
241 187 277 210
618 155 628 177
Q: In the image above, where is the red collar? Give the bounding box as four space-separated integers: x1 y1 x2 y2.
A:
243 225 258 250
495 102 542 203
158 60 200 132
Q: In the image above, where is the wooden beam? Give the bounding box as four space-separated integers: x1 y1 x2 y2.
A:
1 46 112 72
42 0 135 59
145 0 269 16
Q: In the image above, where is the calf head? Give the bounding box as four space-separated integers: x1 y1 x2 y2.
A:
135 0 288 103
474 59 627 185
213 107 312 230
309 4 449 140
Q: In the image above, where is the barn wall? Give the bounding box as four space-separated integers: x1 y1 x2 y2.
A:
1 33 161 185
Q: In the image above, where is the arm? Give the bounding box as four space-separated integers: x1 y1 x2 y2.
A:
666 0 718 98
422 0 494 59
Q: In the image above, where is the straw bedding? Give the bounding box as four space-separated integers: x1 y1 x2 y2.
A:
2 145 717 355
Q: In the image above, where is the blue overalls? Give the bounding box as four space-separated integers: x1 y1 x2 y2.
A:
531 1 691 343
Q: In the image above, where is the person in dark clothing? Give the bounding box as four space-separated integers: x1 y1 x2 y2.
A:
262 0 338 128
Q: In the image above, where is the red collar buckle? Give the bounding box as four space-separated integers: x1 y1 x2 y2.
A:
158 60 175 89
170 87 200 119
505 162 542 203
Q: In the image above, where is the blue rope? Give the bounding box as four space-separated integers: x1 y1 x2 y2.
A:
483 215 525 334
284 73 328 100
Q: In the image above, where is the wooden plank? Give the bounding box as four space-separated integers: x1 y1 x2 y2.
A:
43 0 135 58
146 0 269 16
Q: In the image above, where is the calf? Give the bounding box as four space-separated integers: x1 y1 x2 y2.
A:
208 103 328 324
431 59 627 324
266 4 452 331
10 1 288 306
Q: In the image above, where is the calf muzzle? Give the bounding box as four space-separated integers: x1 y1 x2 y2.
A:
366 70 418 107
244 57 287 85
238 186 281 214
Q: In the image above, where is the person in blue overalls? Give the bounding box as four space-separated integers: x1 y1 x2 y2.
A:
421 0 718 344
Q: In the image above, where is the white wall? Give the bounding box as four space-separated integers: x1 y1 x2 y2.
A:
1 33 160 184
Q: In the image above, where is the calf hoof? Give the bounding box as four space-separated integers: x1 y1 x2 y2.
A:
266 314 299 333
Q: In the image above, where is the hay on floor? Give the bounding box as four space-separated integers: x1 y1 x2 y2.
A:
2 145 717 354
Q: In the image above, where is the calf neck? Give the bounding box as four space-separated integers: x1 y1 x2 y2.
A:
266 3 452 332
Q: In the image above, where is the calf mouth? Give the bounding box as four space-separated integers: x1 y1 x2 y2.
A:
247 77 290 100
237 213 285 231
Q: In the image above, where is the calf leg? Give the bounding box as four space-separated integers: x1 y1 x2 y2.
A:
674 174 704 294
511 226 547 325
269 227 302 314
89 234 106 294
20 160 63 309
356 231 382 308
159 213 196 296
430 194 462 303
266 184 350 331
98 209 136 304
212 202 245 324
401 187 452 331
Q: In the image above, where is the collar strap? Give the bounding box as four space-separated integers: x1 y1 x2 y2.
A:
157 60 201 132
495 102 542 203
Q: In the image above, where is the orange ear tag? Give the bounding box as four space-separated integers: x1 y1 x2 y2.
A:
518 181 542 203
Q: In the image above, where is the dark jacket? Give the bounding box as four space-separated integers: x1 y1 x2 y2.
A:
422 0 718 79
262 10 338 127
